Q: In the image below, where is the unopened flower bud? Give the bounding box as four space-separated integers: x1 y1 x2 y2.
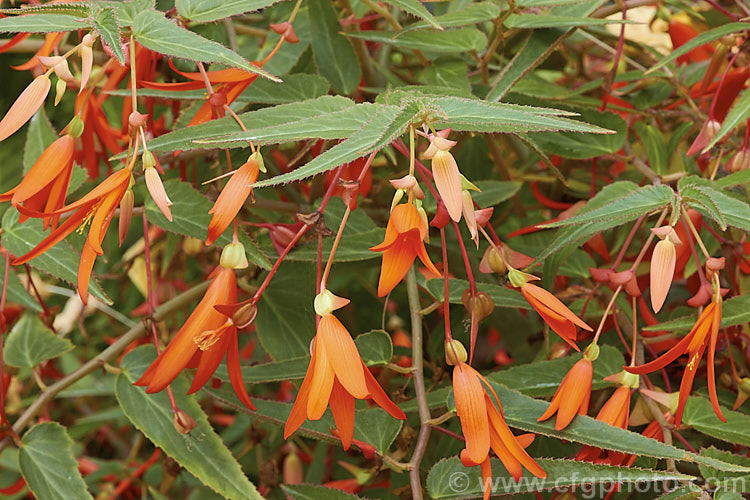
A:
173 409 197 434
220 242 249 269
54 78 66 106
461 290 494 321
232 303 257 329
726 148 750 172
444 339 467 365
283 449 304 485
479 246 506 274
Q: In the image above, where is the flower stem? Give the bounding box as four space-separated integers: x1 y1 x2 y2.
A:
405 266 430 500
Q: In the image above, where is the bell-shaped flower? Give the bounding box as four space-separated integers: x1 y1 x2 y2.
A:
0 133 76 230
135 264 255 410
575 384 632 463
650 226 681 312
538 355 594 430
0 74 51 142
206 154 262 245
284 290 406 450
370 202 440 297
453 360 545 499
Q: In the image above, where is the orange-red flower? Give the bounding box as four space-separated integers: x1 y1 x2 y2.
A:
284 291 405 450
206 156 261 245
575 384 631 463
453 361 545 500
135 266 255 410
538 357 593 430
370 202 440 297
12 167 132 304
509 270 591 351
626 298 725 428
0 134 75 230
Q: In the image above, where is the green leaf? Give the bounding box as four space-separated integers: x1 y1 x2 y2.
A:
4 314 73 368
678 178 750 232
0 3 90 16
534 181 647 264
543 184 674 228
0 255 41 311
647 22 750 74
282 484 361 500
682 396 750 447
23 110 58 174
648 293 750 332
136 95 355 156
635 122 668 175
396 3 500 36
91 5 125 64
1 210 111 304
472 181 522 207
346 28 488 53
116 346 263 500
144 179 271 270
101 0 154 26
19 422 92 500
383 0 440 29
486 0 605 101
424 278 531 310
715 169 750 189
0 13 89 33
426 457 692 498
252 102 418 188
659 483 703 500
492 383 750 472
504 14 637 29
256 262 316 360
698 448 750 493
132 10 278 82
309 0 361 95
705 85 750 151
529 108 627 158
175 0 279 22
215 329 393 384
487 345 625 396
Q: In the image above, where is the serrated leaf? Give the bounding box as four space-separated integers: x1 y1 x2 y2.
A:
529 108 627 158
144 179 270 270
346 28 487 53
116 346 263 500
678 179 750 232
100 0 154 26
1 210 111 304
487 345 625 396
659 483 703 500
90 5 124 64
133 95 355 156
282 484 361 500
309 0 361 95
384 0 440 29
705 85 750 151
427 457 692 498
0 255 41 311
252 102 419 188
680 185 727 230
486 0 605 101
23 109 58 174
544 184 674 228
492 383 750 472
4 314 73 368
425 278 531 310
256 262 316 360
19 422 92 500
504 14 637 29
175 0 280 22
396 3 500 36
214 329 392 384
647 22 750 74
682 396 750 447
698 448 750 493
715 169 750 189
132 10 278 82
0 13 89 33
0 3 91 16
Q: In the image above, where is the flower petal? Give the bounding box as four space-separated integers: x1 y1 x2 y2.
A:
329 378 355 450
318 314 368 398
226 327 255 410
453 363 490 465
0 75 51 142
206 158 259 245
431 150 463 222
307 335 334 420
362 360 405 419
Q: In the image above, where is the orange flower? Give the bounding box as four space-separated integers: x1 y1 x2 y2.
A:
575 384 631 463
453 361 545 500
538 356 593 430
135 266 255 410
509 270 591 351
424 131 463 222
649 226 681 312
206 155 261 245
12 167 132 304
626 298 724 428
369 202 440 297
0 74 51 142
284 290 406 450
0 134 75 230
